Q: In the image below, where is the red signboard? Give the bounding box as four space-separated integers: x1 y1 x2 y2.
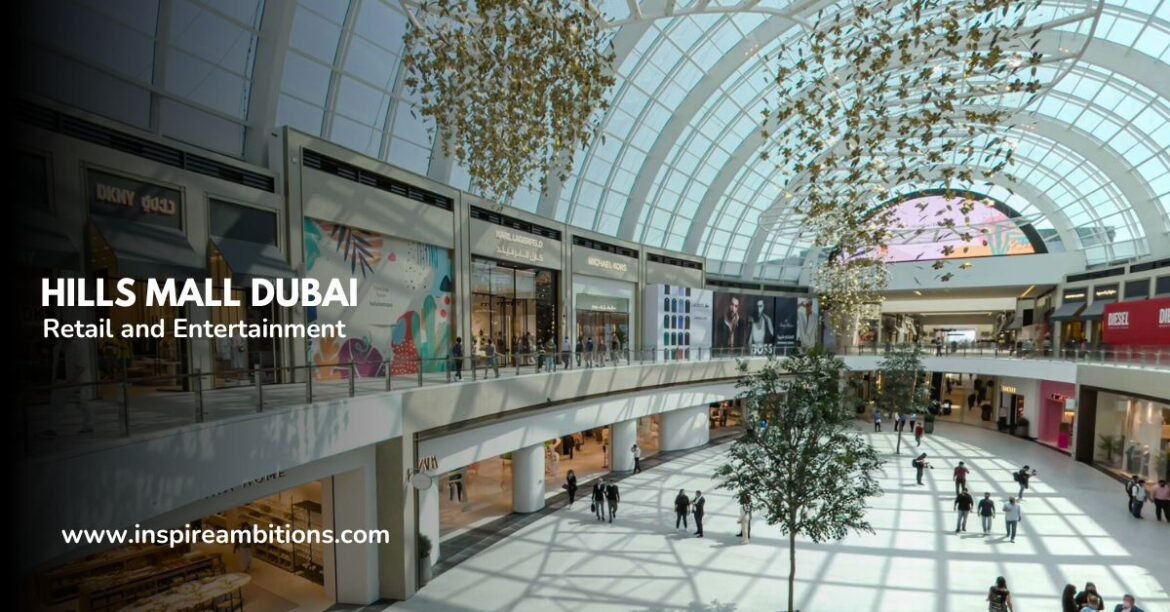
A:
1102 297 1170 346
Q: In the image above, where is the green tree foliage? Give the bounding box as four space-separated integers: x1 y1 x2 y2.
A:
876 344 933 455
715 350 883 612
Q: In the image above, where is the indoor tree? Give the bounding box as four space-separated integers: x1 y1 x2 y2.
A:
716 350 883 612
876 344 933 455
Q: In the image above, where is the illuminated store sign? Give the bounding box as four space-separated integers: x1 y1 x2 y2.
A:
1093 284 1118 300
495 229 545 264
1001 386 1018 394
587 255 628 273
1062 290 1086 302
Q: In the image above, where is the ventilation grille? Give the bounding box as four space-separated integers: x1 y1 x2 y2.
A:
1066 266 1126 283
302 149 453 211
17 101 275 192
647 253 703 270
572 236 637 258
470 206 561 240
1129 257 1170 274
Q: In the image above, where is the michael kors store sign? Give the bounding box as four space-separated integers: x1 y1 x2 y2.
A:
470 219 562 268
572 248 638 282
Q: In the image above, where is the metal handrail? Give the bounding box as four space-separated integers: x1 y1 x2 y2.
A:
21 343 1168 442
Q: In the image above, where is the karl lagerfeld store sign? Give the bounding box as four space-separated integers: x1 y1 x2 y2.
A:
470 218 563 268
572 247 638 282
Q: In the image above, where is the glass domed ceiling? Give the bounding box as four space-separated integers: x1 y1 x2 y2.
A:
19 0 1170 278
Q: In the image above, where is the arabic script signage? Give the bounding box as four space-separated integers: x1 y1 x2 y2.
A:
470 219 562 268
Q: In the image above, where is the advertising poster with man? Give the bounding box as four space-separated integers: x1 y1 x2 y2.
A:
713 292 774 355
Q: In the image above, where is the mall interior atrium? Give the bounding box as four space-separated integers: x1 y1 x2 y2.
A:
11 0 1170 611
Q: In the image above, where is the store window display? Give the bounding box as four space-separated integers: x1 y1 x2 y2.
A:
1093 394 1170 482
471 258 558 362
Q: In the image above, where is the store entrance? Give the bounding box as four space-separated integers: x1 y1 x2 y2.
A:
208 249 282 388
471 258 559 362
576 310 629 353
438 419 660 538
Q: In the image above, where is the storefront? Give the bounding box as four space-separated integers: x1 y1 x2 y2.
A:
1079 284 1118 346
1037 381 1077 452
207 199 295 387
997 377 1037 437
469 208 562 359
1088 391 1169 482
1050 287 1087 352
87 169 203 392
570 238 639 355
643 284 714 360
33 478 334 612
1102 297 1170 348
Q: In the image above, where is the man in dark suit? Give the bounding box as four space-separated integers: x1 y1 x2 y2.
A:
693 490 706 537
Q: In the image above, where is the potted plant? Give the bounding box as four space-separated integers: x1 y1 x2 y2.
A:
418 534 433 587
1013 417 1030 439
1097 435 1122 467
923 412 935 434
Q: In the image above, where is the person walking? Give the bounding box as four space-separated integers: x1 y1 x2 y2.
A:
909 412 918 433
1126 474 1141 513
736 493 752 543
954 487 974 533
692 490 706 537
631 443 642 474
234 522 254 573
673 489 690 530
575 335 584 367
605 479 620 523
913 453 930 486
592 481 606 521
561 336 572 370
873 408 882 432
1130 479 1148 519
611 335 621 363
900 412 909 433
1014 465 1034 500
977 492 996 535
953 461 970 496
892 411 900 433
1075 582 1105 610
986 576 1014 612
1003 497 1022 542
485 339 500 378
1113 594 1146 612
1153 479 1170 522
1062 584 1079 612
565 470 578 507
585 336 595 367
450 337 464 381
915 422 925 447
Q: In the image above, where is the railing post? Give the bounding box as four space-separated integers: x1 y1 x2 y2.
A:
515 353 520 377
446 357 452 383
349 361 357 397
120 376 131 437
306 362 314 403
385 360 392 391
417 359 424 387
473 356 478 380
194 369 204 424
255 368 264 413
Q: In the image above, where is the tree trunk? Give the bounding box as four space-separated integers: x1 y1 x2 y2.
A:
788 530 796 612
896 428 902 455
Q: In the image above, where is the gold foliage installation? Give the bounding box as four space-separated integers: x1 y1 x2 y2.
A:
760 0 1046 331
403 0 616 205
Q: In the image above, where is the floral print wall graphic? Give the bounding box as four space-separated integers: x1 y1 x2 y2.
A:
304 218 453 379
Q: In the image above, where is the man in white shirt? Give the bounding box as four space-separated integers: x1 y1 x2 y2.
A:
1003 497 1022 543
1130 479 1149 519
632 443 642 473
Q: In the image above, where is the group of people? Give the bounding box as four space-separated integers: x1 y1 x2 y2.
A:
986 579 1147 612
872 409 926 445
1124 474 1169 521
451 333 626 380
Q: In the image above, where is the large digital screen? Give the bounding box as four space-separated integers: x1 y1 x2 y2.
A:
866 195 1036 263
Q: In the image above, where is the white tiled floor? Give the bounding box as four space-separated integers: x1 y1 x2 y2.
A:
391 423 1170 612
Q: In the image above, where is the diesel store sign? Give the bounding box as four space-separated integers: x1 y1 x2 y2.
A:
571 247 638 282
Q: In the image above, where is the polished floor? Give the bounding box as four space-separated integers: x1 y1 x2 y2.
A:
392 423 1170 612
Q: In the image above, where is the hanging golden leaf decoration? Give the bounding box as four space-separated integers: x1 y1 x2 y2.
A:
762 0 1047 333
403 0 616 204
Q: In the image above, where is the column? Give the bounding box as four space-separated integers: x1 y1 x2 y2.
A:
375 437 415 600
610 419 637 472
329 469 378 604
659 406 711 452
417 480 440 566
511 444 546 513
